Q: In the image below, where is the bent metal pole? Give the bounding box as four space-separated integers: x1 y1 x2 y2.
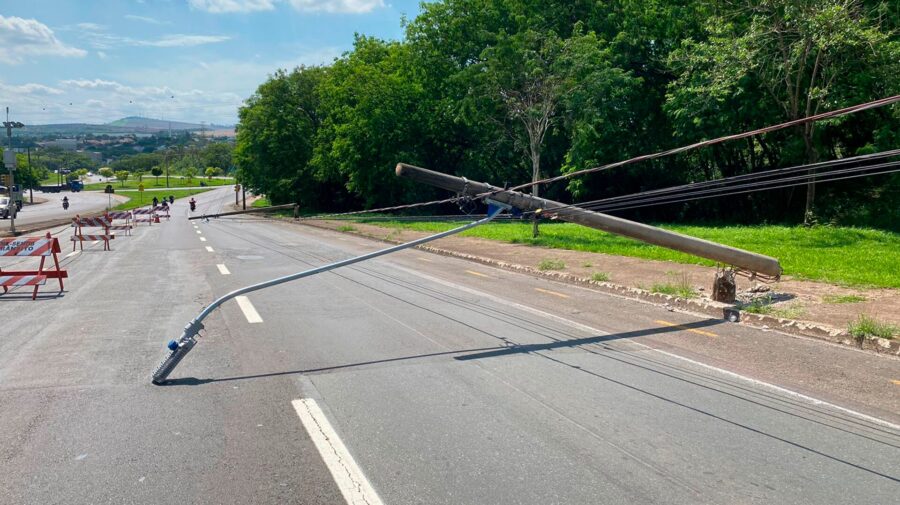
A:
396 163 782 278
151 200 511 384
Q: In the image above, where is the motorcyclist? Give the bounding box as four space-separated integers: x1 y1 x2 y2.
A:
62 196 69 210
152 196 159 207
169 195 174 204
189 198 197 211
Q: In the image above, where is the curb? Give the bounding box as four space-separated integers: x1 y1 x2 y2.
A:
296 219 899 357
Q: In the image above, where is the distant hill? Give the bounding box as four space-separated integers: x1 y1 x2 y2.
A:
106 116 215 131
20 116 235 137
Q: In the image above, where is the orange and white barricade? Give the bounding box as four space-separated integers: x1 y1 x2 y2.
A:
132 207 155 226
0 232 67 299
72 215 115 251
152 204 170 220
106 211 134 236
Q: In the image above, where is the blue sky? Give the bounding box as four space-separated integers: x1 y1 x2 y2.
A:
1 0 423 125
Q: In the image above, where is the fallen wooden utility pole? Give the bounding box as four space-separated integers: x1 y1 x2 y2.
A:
188 203 299 221
396 163 782 278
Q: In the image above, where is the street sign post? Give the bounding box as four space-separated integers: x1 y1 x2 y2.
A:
138 183 144 203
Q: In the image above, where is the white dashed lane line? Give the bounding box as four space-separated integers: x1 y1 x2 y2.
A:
292 399 384 505
235 296 263 323
205 246 214 252
216 264 230 275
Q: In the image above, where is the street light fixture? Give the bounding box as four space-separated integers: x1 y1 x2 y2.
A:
4 107 25 234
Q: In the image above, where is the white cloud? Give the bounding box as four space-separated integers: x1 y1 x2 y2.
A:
97 51 108 59
288 0 384 13
0 82 63 95
76 22 106 31
135 34 231 47
124 14 168 25
0 15 86 64
188 0 276 13
189 0 385 14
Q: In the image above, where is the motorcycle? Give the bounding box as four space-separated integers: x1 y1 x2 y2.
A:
189 199 196 212
62 199 69 211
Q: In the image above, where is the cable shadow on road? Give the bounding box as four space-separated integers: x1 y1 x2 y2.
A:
159 345 508 387
454 318 723 361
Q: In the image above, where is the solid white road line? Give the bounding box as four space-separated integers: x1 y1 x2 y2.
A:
392 265 900 431
292 399 384 505
235 295 263 323
64 251 80 258
216 264 231 275
205 246 214 252
200 237 207 242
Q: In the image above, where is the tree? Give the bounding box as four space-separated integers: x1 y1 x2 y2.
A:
236 65 332 207
74 169 89 180
98 167 114 180
184 166 196 183
205 166 222 181
151 166 163 183
114 170 129 187
666 0 897 224
201 143 233 173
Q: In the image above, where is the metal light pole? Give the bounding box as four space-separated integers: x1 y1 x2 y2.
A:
3 107 25 234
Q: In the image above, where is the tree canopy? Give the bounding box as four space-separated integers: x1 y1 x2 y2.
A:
235 0 900 229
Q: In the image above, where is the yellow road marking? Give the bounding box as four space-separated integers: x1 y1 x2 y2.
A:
892 380 900 386
655 320 718 338
534 287 570 299
465 270 490 278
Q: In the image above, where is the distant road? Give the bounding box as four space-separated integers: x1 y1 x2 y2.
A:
7 190 119 227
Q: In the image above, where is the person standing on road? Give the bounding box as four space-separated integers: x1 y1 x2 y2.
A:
62 196 69 211
152 196 159 207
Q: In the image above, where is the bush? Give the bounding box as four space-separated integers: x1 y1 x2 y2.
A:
537 259 565 271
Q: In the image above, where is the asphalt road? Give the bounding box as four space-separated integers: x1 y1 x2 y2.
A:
7 189 120 227
0 187 897 504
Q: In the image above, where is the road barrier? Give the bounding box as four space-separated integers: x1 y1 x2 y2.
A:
0 232 67 299
72 215 114 251
152 204 170 220
132 208 155 226
106 211 134 236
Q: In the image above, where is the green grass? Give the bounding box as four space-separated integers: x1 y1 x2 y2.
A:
822 294 867 304
537 258 566 271
337 224 356 232
112 188 213 210
848 315 897 340
741 296 806 319
591 272 610 282
354 220 900 288
649 272 697 298
252 197 271 208
82 176 234 191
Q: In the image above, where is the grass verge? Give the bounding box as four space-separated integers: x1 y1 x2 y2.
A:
848 315 897 340
353 220 900 288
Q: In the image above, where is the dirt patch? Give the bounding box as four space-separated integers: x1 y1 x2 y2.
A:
309 219 900 332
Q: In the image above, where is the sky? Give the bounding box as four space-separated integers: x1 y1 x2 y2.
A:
0 0 423 126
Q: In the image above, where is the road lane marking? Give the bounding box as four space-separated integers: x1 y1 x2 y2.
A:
655 320 718 338
196 230 202 234
200 237 207 242
91 240 99 245
534 287 570 299
205 246 214 252
292 399 384 505
465 270 489 278
64 251 80 258
892 380 900 386
392 266 900 431
416 257 432 262
216 264 231 275
235 296 263 323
